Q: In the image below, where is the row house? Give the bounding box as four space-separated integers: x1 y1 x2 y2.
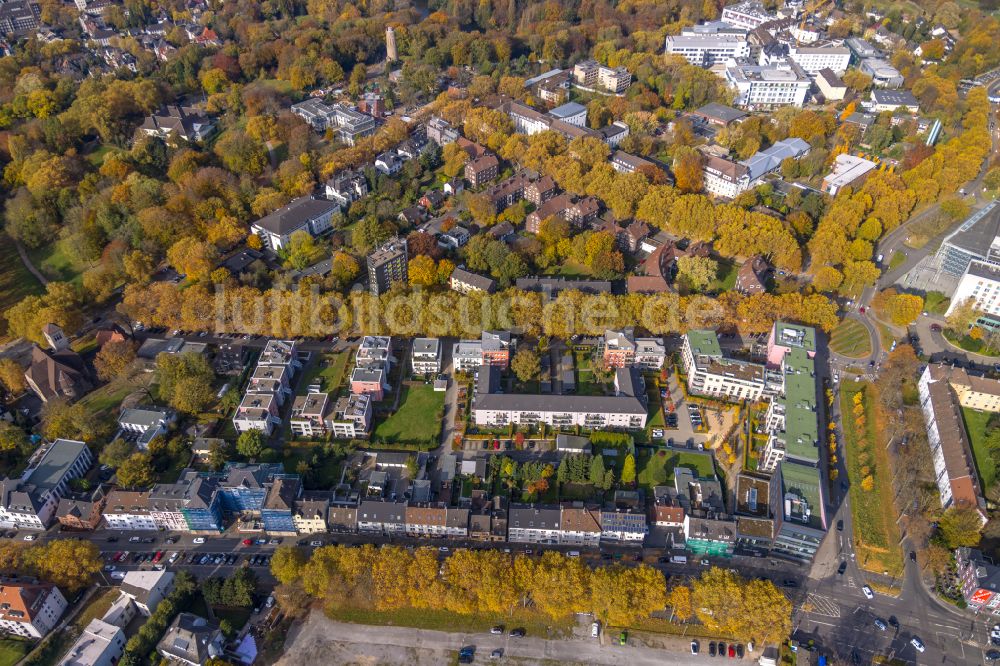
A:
404 504 470 538
600 509 649 543
357 500 408 535
293 494 330 534
102 490 158 530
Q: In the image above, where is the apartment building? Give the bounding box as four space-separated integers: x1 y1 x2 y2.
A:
955 547 1000 611
233 392 279 435
601 328 665 370
725 59 811 108
367 238 408 295
330 393 372 439
289 392 330 437
758 323 819 472
934 364 1000 412
325 169 368 207
0 439 93 529
600 509 648 542
571 60 632 93
474 365 647 430
918 365 989 523
449 267 496 294
0 580 67 638
426 116 459 146
465 154 499 188
772 461 827 562
508 505 562 544
120 570 175 616
702 154 752 199
293 495 329 534
250 196 338 251
58 618 125 666
411 338 442 374
357 500 408 535
102 490 157 530
665 32 751 67
720 1 775 30
758 42 851 75
680 331 767 402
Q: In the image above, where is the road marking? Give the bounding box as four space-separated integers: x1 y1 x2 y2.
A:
801 594 841 618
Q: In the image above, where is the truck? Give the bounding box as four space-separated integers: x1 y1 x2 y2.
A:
670 555 688 564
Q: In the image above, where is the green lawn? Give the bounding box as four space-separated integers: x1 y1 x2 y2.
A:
298 352 350 395
888 251 907 271
943 329 1000 357
326 605 572 639
85 145 113 167
26 239 87 284
373 384 445 446
0 235 45 338
636 448 715 492
840 381 903 576
924 291 951 316
706 259 739 293
542 260 590 278
214 607 252 633
0 638 31 666
829 319 873 358
961 407 998 491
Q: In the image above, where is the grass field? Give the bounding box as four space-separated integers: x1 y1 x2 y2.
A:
636 448 715 492
829 319 872 358
0 235 44 338
888 251 907 271
943 329 1000 357
961 407 997 491
326 605 573 639
0 638 31 666
924 291 951 316
706 259 739 293
840 381 903 576
374 384 445 445
27 239 87 284
298 352 351 395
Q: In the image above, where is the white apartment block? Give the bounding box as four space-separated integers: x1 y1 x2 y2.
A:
665 33 750 67
411 338 442 374
102 491 158 531
702 155 752 199
58 618 125 666
725 59 811 108
946 260 1000 328
680 332 767 402
0 581 66 639
759 43 851 75
0 439 92 529
721 1 776 30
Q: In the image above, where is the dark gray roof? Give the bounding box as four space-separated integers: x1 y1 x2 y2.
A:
871 89 919 106
509 504 561 530
358 500 407 524
942 203 1000 256
694 103 747 124
157 613 222 665
475 366 645 415
514 277 612 295
252 196 338 236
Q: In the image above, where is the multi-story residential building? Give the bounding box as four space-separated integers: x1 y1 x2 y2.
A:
610 150 658 174
559 504 602 546
702 154 752 199
426 116 459 146
0 0 40 37
55 488 106 531
411 338 442 375
720 1 775 30
120 570 174 616
330 104 377 145
665 32 751 67
918 365 989 523
725 59 811 108
931 364 1000 412
681 331 767 401
356 336 392 370
508 505 562 544
350 367 386 401
453 339 486 372
685 516 737 556
465 154 499 188
248 365 292 403
549 102 587 127
955 547 1000 611
0 439 93 529
327 504 359 533
118 408 173 449
481 331 513 369
759 323 819 472
0 580 66 638
374 151 403 176
449 267 496 294
357 500 407 535
525 175 558 206
475 365 647 430
102 490 157 530
261 477 300 534
250 196 338 251
404 504 447 538
598 65 632 94
156 614 224 666
601 328 665 370
138 105 216 143
293 494 329 534
771 461 827 562
367 238 408 295
735 255 769 296
233 392 279 435
148 471 223 533
870 89 919 114
291 99 337 131
325 169 368 207
58 618 126 666
815 68 847 101
330 393 372 439
289 392 330 438
600 509 648 543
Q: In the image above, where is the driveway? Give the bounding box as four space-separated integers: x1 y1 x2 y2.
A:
279 612 703 666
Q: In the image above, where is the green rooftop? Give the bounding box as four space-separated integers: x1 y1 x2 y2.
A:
685 330 722 357
779 460 825 531
775 346 819 464
774 322 816 352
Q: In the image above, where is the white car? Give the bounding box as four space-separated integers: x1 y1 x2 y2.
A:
591 621 600 638
910 637 925 652
862 585 874 600
193 537 206 544
22 535 35 541
110 571 126 580
310 540 323 547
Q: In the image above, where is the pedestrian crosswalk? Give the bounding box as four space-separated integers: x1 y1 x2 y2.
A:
801 593 842 618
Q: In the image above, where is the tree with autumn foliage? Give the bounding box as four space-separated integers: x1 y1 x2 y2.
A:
673 147 704 194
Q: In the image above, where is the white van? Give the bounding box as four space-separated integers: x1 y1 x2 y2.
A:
591 621 601 638
670 555 688 564
567 551 580 558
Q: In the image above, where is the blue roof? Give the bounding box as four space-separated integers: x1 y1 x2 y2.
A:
550 102 587 119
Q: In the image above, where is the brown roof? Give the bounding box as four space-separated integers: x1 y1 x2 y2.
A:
560 505 601 533
24 346 89 402
652 505 685 523
104 490 152 513
405 504 447 527
735 255 769 294
627 276 670 293
456 137 489 160
466 154 498 175
925 376 986 513
0 581 57 626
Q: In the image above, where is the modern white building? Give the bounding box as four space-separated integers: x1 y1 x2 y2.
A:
473 366 647 430
102 490 158 530
0 580 66 639
721 1 776 30
548 102 587 127
759 42 851 75
822 154 878 195
118 408 173 449
665 32 751 67
120 570 175 617
250 196 339 251
0 439 93 529
725 58 811 108
680 331 768 402
859 58 903 88
946 261 1000 329
330 393 372 439
411 338 442 375
58 619 125 666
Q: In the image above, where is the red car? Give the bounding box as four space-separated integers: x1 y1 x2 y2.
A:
728 645 736 658
859 306 866 313
242 538 253 546
111 551 122 562
152 551 164 564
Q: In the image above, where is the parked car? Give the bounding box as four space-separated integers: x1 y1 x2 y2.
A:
691 640 699 655
862 585 874 600
510 628 525 638
491 626 504 635
837 561 847 575
193 537 205 544
591 621 600 638
910 637 925 652
618 631 627 646
710 642 717 657
874 618 887 631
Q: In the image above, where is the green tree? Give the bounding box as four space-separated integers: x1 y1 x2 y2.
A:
116 452 156 489
621 453 636 485
589 454 605 486
237 429 266 459
511 348 541 383
99 438 136 469
939 506 984 548
676 256 719 292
